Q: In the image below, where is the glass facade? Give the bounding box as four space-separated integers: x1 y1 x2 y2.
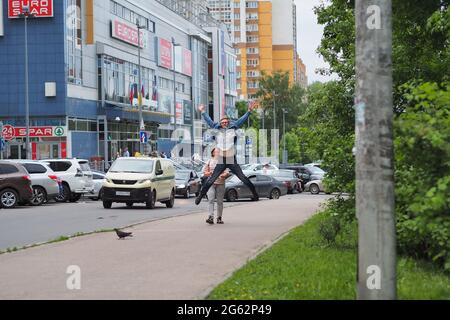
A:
67 0 83 85
191 37 209 120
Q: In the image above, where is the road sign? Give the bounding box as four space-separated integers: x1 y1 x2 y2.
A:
140 131 148 144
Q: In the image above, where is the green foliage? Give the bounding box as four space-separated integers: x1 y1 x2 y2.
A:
208 212 450 300
395 82 450 270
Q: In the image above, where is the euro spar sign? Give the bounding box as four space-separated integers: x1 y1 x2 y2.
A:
158 38 173 69
111 18 146 48
8 0 54 18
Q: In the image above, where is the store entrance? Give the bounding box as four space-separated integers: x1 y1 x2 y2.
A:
36 143 60 159
8 143 26 160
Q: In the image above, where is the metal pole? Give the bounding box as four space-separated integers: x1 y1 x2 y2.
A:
273 91 276 130
25 14 30 160
137 21 144 154
172 38 177 133
355 0 396 300
283 109 286 164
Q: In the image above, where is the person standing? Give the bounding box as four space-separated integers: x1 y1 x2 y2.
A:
195 102 259 205
123 147 130 157
204 148 230 225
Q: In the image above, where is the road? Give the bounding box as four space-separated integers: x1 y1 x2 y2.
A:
0 193 330 299
0 195 252 251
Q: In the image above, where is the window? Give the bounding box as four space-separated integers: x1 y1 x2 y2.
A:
23 164 47 174
247 59 259 66
246 1 258 8
110 1 155 33
67 0 83 85
0 164 19 174
247 47 259 54
246 24 258 32
246 13 258 20
246 36 259 43
48 162 72 172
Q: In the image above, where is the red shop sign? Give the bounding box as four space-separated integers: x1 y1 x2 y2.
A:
8 0 54 18
111 18 146 48
159 38 173 69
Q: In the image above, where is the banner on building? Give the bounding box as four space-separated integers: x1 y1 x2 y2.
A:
8 0 54 18
182 48 192 77
0 0 4 36
111 18 147 48
158 38 173 69
1 125 67 140
176 100 183 125
183 100 193 125
158 94 173 114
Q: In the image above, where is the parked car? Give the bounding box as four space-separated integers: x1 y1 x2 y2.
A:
305 180 327 195
241 163 279 174
0 161 33 208
45 159 94 203
175 170 201 198
281 165 326 189
102 157 176 209
7 160 61 206
225 173 288 202
88 171 106 201
270 170 303 194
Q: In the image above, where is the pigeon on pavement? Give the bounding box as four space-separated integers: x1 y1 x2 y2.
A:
114 228 133 240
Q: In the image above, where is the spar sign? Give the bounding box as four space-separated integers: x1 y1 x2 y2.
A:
8 0 54 18
1 126 66 140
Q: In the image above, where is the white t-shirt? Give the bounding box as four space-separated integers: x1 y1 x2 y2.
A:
216 129 237 157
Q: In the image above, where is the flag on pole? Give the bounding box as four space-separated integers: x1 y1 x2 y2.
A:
129 84 134 105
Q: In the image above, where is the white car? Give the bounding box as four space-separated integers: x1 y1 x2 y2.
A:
241 163 279 174
45 159 94 202
102 157 176 209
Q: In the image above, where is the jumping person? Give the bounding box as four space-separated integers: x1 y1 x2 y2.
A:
195 102 259 205
204 148 231 224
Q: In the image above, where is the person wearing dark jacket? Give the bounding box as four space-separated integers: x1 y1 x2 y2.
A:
195 103 259 205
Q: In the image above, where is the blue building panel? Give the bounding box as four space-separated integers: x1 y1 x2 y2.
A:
71 132 98 160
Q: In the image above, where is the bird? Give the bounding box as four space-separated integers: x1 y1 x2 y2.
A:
114 228 133 240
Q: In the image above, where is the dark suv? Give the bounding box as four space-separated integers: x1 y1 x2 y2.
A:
0 161 33 209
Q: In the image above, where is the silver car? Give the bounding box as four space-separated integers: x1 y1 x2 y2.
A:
305 180 326 195
88 171 106 200
8 160 61 206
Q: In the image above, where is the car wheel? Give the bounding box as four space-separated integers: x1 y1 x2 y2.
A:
98 188 104 201
184 187 190 199
55 184 70 202
165 189 175 208
270 188 281 200
69 193 82 203
146 190 156 209
30 186 47 206
103 200 112 209
126 202 133 208
0 189 19 209
227 189 238 202
310 184 320 195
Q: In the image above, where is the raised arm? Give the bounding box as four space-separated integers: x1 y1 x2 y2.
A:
198 104 217 128
233 100 259 128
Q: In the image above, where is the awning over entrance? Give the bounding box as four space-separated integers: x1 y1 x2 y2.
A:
102 103 171 125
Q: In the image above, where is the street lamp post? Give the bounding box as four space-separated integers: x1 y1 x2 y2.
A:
272 90 277 131
282 108 288 164
19 6 34 159
136 19 145 154
171 38 180 133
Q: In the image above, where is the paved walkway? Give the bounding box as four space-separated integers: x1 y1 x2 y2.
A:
0 195 328 300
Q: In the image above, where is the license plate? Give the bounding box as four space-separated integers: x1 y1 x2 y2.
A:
116 191 131 196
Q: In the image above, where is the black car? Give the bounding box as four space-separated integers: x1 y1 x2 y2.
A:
0 162 33 208
225 173 288 202
270 170 302 194
175 170 202 198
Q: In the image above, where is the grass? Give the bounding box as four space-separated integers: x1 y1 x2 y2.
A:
207 213 450 300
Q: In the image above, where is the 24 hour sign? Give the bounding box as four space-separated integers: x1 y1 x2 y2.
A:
8 0 54 18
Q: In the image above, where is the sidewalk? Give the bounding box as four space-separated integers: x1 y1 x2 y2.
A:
0 195 328 300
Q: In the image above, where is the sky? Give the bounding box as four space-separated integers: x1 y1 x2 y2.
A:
295 0 338 84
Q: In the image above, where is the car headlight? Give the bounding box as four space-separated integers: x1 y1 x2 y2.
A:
138 179 151 184
106 178 113 184
178 184 186 189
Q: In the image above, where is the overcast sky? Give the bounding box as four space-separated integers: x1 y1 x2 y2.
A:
295 0 338 84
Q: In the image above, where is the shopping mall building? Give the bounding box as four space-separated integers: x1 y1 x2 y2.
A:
0 0 237 162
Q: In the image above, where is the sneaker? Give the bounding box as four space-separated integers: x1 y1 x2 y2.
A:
217 217 224 224
206 216 214 225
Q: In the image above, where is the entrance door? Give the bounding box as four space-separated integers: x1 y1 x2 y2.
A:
8 144 26 160
37 143 60 160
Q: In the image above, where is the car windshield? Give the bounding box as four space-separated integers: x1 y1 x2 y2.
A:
309 166 325 174
109 159 154 173
176 172 190 180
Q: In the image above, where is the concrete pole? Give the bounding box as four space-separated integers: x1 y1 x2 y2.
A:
355 0 396 300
